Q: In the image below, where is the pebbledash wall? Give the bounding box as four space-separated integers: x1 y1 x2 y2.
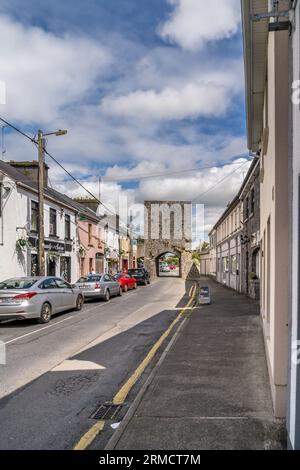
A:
143 201 198 280
0 164 78 283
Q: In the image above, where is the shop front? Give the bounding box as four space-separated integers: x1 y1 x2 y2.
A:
29 237 73 282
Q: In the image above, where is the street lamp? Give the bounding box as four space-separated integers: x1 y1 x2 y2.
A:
38 129 67 276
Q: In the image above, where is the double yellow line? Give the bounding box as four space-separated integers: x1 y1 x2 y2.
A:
74 282 197 451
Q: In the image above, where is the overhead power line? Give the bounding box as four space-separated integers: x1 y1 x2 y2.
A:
50 157 251 185
0 116 127 225
192 160 251 202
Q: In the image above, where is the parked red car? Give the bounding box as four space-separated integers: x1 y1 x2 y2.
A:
113 272 138 292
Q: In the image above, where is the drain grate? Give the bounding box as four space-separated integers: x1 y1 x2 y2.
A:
90 402 124 420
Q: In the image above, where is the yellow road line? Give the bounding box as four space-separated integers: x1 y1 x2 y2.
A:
113 286 196 406
73 282 197 450
74 420 105 451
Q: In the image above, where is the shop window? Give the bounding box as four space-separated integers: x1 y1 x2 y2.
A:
31 254 38 276
60 256 71 282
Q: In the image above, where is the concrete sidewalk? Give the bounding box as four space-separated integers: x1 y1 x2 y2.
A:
108 278 286 450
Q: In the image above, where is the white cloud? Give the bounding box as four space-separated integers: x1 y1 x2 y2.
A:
101 80 232 121
0 15 111 124
159 0 241 50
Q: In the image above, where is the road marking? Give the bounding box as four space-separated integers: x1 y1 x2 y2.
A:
4 316 74 345
74 420 105 451
73 280 197 451
52 359 106 372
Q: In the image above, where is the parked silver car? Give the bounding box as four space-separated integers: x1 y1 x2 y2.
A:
75 274 122 301
0 277 84 324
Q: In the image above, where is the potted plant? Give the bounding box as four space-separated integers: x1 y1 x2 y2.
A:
249 272 259 281
104 247 111 258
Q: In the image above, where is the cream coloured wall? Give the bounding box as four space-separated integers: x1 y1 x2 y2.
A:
260 30 289 418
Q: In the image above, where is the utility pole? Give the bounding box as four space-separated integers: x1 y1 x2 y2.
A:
38 130 46 276
37 128 67 276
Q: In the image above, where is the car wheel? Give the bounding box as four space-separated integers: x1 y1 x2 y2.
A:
37 302 52 324
124 284 128 293
104 289 110 302
75 295 84 311
118 287 123 296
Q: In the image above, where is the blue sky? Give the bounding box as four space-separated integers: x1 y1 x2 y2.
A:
0 0 250 236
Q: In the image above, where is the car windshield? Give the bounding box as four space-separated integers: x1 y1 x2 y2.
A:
77 276 102 283
0 278 37 290
128 269 142 274
113 274 122 279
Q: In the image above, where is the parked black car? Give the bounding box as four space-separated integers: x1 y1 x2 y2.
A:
127 268 150 286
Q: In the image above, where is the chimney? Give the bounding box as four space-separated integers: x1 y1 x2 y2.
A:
73 197 99 213
9 160 49 186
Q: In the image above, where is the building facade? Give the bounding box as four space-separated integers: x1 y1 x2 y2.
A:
214 197 242 292
240 157 261 300
0 161 79 283
242 0 290 419
287 0 300 451
73 198 105 276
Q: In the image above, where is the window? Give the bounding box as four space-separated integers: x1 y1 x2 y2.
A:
250 188 255 215
49 209 57 237
222 256 229 272
55 278 72 289
245 197 249 220
40 278 58 289
88 223 92 245
65 214 71 240
231 255 237 274
31 201 39 232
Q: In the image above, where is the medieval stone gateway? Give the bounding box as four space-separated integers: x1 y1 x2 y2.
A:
143 201 200 281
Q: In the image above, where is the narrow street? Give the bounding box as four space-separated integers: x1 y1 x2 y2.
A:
0 277 192 450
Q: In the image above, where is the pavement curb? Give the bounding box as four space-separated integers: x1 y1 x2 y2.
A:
104 300 196 450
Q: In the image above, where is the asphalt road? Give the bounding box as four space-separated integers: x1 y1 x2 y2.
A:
0 277 190 450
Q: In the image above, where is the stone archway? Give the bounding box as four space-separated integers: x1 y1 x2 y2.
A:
143 200 200 281
156 250 181 278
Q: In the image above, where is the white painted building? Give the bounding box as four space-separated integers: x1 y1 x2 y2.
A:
0 161 79 283
213 196 243 292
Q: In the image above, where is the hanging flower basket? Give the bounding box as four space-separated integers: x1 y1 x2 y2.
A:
16 237 32 251
78 245 86 258
47 251 60 263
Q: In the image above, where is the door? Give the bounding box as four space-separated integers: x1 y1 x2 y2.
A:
125 274 134 288
39 277 61 313
55 278 74 309
104 274 118 295
47 259 56 277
